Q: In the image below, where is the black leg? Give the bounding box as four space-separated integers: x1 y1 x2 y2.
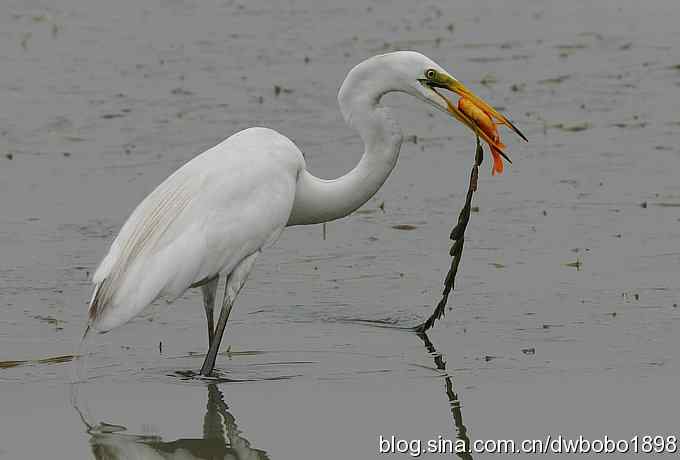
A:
198 252 259 376
200 275 233 376
201 276 218 348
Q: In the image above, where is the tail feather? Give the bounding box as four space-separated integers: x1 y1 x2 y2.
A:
491 145 505 175
87 281 104 324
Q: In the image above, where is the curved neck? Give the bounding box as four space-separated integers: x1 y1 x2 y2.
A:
287 70 403 226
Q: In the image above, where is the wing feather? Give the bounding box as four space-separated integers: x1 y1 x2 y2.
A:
89 170 199 325
88 128 303 331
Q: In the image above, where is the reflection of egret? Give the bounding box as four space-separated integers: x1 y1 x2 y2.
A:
417 331 473 460
86 51 526 375
89 384 270 460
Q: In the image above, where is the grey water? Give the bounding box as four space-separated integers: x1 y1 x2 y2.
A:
1 0 679 458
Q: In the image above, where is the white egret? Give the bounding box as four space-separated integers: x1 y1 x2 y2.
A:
87 51 526 376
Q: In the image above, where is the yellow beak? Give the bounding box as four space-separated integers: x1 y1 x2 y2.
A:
428 75 527 162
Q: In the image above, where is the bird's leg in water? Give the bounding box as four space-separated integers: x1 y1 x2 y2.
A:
201 275 219 348
200 252 259 376
201 275 234 376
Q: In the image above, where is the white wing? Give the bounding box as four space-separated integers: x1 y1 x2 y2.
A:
90 127 304 331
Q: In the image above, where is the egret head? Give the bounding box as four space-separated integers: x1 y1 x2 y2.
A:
342 51 527 173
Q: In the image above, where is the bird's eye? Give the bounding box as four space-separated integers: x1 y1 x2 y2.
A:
425 69 437 80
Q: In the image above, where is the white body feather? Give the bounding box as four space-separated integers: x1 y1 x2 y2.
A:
90 127 303 331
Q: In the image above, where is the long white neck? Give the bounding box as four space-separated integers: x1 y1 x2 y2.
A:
287 60 404 226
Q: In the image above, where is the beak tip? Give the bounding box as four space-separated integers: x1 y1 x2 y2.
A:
506 119 528 142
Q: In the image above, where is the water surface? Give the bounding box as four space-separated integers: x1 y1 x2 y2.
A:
1 0 679 458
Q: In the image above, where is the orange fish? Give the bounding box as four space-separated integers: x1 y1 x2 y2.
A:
457 97 507 175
